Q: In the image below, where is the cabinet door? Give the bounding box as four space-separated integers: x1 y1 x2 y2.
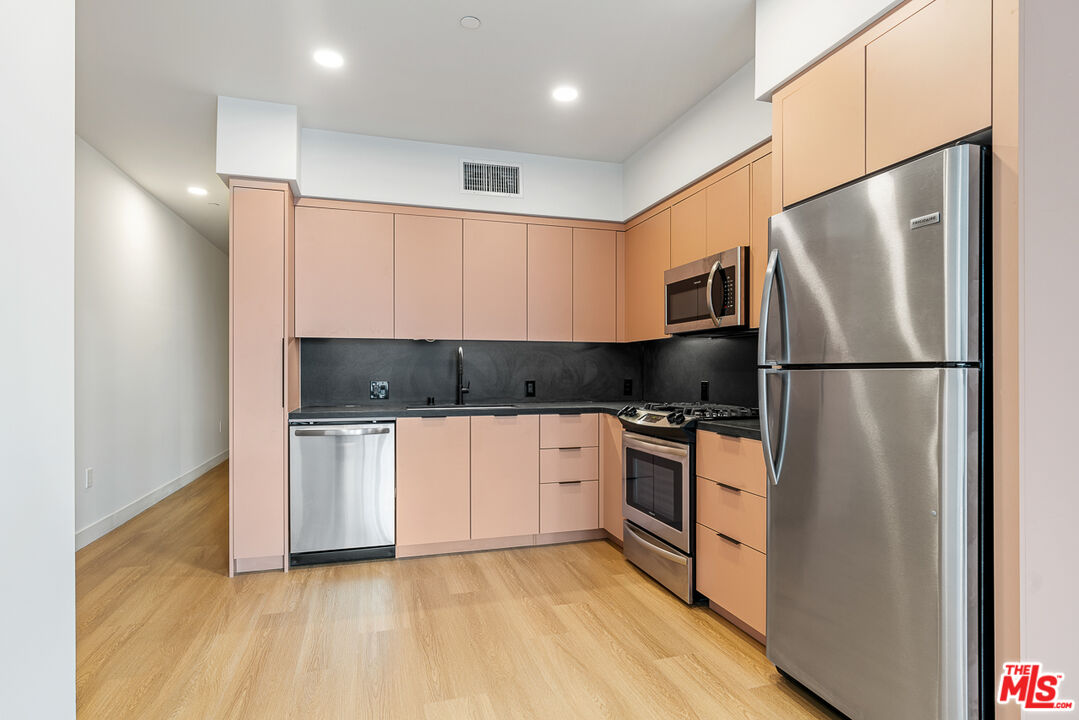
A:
470 415 539 539
705 166 750 256
865 0 991 172
599 414 624 540
464 220 527 340
748 155 772 329
231 187 286 568
540 413 599 449
696 431 766 497
294 206 394 338
394 214 463 340
396 417 471 546
540 481 599 534
670 190 707 267
624 210 671 342
572 228 616 342
777 41 865 207
696 524 767 636
527 225 573 341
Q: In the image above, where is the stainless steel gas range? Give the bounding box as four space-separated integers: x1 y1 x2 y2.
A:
616 402 758 603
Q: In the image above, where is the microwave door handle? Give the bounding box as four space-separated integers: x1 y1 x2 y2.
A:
705 260 722 325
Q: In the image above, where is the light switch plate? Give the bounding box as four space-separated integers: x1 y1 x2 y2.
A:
370 381 389 400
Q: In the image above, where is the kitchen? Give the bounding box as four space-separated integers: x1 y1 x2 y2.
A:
10 0 1075 719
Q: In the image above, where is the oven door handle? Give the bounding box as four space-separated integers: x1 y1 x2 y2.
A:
623 432 689 459
624 523 688 566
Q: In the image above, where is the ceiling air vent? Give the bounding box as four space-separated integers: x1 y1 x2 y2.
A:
461 161 521 196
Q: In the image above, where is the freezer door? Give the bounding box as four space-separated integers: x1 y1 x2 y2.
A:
289 423 396 554
762 367 979 720
760 145 981 366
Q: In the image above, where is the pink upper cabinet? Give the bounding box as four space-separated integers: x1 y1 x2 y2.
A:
294 206 394 339
463 220 527 341
527 225 573 342
572 228 617 343
394 214 463 340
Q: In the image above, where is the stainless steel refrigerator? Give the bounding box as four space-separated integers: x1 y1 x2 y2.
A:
759 144 988 720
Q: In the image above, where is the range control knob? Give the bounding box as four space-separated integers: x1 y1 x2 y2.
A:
618 405 639 418
666 411 685 424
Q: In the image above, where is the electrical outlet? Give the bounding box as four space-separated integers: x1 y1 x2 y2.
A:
525 380 536 397
700 380 710 402
84 468 94 489
623 378 633 396
370 380 389 400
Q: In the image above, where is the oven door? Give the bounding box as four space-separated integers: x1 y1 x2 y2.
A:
622 432 692 553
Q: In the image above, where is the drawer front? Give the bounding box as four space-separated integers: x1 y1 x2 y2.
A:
540 446 599 484
696 524 766 636
696 431 766 496
696 476 767 553
539 480 599 534
540 413 599 449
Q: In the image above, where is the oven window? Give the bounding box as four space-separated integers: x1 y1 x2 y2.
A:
625 448 684 531
666 275 708 325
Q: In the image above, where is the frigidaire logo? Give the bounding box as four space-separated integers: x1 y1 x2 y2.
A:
998 662 1075 711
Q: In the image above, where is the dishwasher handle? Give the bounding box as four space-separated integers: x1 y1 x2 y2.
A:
294 427 392 437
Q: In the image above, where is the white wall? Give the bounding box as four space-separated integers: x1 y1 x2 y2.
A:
1019 0 1079 701
622 61 771 218
300 128 624 221
0 2 76 718
75 138 229 549
754 0 903 99
216 96 299 183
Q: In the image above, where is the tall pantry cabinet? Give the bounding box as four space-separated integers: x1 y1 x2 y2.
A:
229 180 297 575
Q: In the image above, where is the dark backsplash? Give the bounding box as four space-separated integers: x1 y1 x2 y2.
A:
300 333 758 408
639 334 758 407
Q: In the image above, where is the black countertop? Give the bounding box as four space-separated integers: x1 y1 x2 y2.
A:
289 402 761 440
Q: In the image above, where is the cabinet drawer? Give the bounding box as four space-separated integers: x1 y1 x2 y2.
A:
540 480 599 534
540 414 598 449
540 447 599 484
696 431 766 497
696 476 767 553
696 524 766 636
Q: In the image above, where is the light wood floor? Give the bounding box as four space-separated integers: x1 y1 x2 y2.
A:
76 461 841 719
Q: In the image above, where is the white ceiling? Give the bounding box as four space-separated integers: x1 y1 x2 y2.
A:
76 0 755 250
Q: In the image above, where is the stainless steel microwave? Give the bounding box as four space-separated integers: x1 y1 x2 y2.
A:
663 247 748 335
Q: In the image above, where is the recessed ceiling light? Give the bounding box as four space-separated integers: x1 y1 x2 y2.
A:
459 16 481 29
552 85 579 103
313 48 344 69
187 186 208 196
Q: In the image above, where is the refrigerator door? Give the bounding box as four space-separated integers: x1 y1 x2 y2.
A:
760 145 981 366
763 367 979 720
289 423 396 554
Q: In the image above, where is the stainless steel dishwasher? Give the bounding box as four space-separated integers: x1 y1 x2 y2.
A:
288 419 395 566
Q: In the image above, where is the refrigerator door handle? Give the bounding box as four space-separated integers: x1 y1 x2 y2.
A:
758 249 785 366
759 368 789 486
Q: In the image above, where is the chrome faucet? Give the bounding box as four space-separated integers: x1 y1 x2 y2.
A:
456 346 470 405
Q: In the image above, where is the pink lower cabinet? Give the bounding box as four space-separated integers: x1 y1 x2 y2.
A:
396 417 471 546
539 413 599 449
696 523 767 637
539 446 599 483
470 415 539 539
540 481 600 534
696 476 767 553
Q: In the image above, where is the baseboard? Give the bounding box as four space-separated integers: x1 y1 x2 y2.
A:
75 450 228 550
396 528 607 559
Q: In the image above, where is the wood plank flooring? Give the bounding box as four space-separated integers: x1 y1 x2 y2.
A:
76 461 840 719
